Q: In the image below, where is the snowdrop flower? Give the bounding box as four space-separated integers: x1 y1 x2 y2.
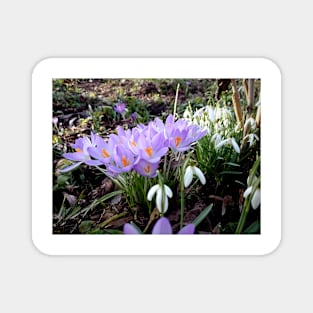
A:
243 176 260 209
205 106 215 122
244 117 256 130
184 165 206 188
211 133 222 146
215 137 240 153
243 133 259 147
147 184 173 214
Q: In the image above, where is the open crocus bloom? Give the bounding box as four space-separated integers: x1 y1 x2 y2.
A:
87 135 117 164
133 158 159 177
165 114 207 152
107 144 135 174
60 133 102 172
114 102 127 115
123 217 195 234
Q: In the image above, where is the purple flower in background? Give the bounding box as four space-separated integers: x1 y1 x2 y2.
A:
114 102 127 115
131 112 137 121
123 217 195 234
52 117 58 127
60 133 102 172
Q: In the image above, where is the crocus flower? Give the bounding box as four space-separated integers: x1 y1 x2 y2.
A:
134 131 168 164
106 143 135 174
133 158 159 177
184 165 206 188
114 102 127 115
87 135 117 164
60 132 102 172
123 217 195 234
164 114 207 152
147 183 173 214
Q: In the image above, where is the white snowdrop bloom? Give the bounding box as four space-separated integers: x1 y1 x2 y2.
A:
183 109 192 120
243 133 259 147
184 165 206 188
251 188 260 209
231 138 240 153
243 176 260 209
215 138 230 150
215 137 240 153
147 184 173 214
211 133 222 146
205 106 215 122
244 117 256 130
193 107 205 118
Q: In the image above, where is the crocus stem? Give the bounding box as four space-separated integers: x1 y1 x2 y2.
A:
173 83 180 120
180 169 185 229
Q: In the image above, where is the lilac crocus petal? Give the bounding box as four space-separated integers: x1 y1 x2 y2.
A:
85 159 103 166
62 152 87 162
59 162 83 173
151 217 173 234
123 223 140 234
178 224 195 234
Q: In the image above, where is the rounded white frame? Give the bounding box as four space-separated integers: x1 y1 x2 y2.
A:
32 57 281 255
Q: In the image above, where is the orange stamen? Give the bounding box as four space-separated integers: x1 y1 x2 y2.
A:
144 146 153 157
144 164 151 174
122 156 130 167
76 148 82 153
102 148 110 158
175 137 182 147
131 140 137 147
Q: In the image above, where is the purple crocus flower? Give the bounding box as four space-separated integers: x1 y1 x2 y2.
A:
60 132 102 172
135 130 169 164
164 114 207 152
87 134 117 164
133 158 159 177
114 102 127 115
123 217 195 235
106 143 135 174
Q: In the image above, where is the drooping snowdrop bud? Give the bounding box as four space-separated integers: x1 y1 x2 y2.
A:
215 137 240 153
243 176 260 209
184 165 206 188
147 184 173 214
